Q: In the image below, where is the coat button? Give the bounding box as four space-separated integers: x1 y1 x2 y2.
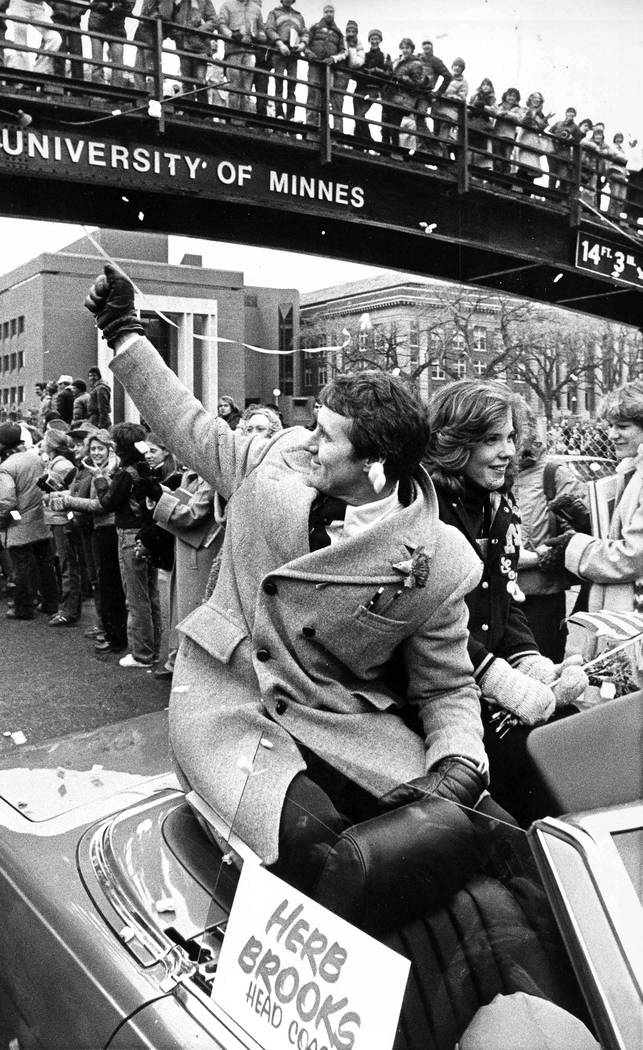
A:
481 581 489 590
275 699 287 715
256 648 271 662
302 625 316 638
263 580 277 595
481 623 489 631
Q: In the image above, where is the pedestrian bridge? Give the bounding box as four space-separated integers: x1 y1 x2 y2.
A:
0 20 641 326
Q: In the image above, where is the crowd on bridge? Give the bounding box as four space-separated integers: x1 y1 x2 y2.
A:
0 1 641 221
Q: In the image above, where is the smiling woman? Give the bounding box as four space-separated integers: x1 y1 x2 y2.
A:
424 378 588 819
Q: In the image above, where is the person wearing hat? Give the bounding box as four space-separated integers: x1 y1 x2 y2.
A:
416 39 452 142
56 429 128 654
0 422 59 621
87 367 112 429
353 28 392 141
54 375 75 425
332 19 364 135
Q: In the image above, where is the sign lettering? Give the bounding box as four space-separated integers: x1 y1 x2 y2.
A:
214 865 409 1050
575 232 643 288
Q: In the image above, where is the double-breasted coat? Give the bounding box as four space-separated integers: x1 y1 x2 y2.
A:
111 339 485 862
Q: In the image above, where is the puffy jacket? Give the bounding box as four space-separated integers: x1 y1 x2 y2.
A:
0 449 51 548
305 18 345 61
265 4 307 47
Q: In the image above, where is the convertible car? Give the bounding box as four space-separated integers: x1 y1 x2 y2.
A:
0 692 641 1050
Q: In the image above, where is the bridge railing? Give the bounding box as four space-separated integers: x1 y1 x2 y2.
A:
0 9 641 234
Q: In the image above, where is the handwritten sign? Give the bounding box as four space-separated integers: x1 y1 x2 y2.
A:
575 233 643 288
213 864 410 1050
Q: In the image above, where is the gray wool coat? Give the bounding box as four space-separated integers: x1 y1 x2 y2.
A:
111 339 486 863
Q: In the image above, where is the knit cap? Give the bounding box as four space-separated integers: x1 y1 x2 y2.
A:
368 28 382 41
346 19 358 28
90 429 114 448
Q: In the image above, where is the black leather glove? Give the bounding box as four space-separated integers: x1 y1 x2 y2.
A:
377 757 487 813
84 263 145 349
549 493 590 532
132 473 163 503
536 543 567 574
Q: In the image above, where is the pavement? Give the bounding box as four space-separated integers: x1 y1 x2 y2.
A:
0 575 172 750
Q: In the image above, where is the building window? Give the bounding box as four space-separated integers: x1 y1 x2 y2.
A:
318 365 327 386
17 385 23 403
358 329 368 350
409 320 420 366
453 331 466 353
1 355 7 373
2 322 7 339
10 353 16 371
473 326 487 351
303 367 313 389
473 359 485 377
431 359 446 380
18 351 24 370
17 316 24 335
10 319 16 337
455 357 467 378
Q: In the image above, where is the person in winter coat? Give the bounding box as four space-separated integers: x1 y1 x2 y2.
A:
332 19 364 135
168 0 217 93
132 0 174 93
265 0 308 121
87 367 112 428
467 77 496 172
92 422 162 668
433 57 468 156
217 394 242 429
304 3 346 131
490 86 522 174
87 0 134 87
217 0 266 112
0 423 58 620
5 0 61 75
382 38 426 150
352 28 391 142
415 39 452 141
606 132 629 220
40 426 81 626
86 262 491 886
424 380 587 821
55 429 128 653
54 375 75 424
513 411 589 661
514 90 553 192
51 0 83 78
551 380 643 687
547 106 581 191
71 378 91 421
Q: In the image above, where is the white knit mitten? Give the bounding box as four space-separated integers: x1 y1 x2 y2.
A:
518 653 588 706
480 659 555 726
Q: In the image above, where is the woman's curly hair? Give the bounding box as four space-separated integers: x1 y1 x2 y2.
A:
424 379 524 496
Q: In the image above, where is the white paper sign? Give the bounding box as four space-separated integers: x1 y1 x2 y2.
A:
213 864 410 1050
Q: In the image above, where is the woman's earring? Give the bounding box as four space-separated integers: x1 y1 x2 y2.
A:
368 460 386 494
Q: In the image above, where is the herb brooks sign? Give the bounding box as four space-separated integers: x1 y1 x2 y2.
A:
0 125 366 212
213 864 410 1050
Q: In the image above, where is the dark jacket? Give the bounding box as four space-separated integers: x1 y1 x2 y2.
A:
88 0 135 23
88 381 112 428
306 19 345 61
55 387 75 424
94 462 152 530
169 0 217 54
357 46 392 90
433 478 539 681
51 1 83 23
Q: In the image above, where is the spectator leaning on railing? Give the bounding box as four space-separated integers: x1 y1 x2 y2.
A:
5 0 62 77
304 4 346 132
352 28 392 142
416 39 451 140
132 0 173 94
168 0 217 95
87 0 134 88
51 0 83 80
265 0 308 121
490 87 522 175
217 0 266 113
332 19 364 135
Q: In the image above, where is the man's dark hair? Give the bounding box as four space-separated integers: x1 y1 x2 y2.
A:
88 367 102 378
73 378 87 393
319 371 429 482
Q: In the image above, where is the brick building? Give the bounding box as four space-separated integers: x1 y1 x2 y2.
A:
0 230 302 423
